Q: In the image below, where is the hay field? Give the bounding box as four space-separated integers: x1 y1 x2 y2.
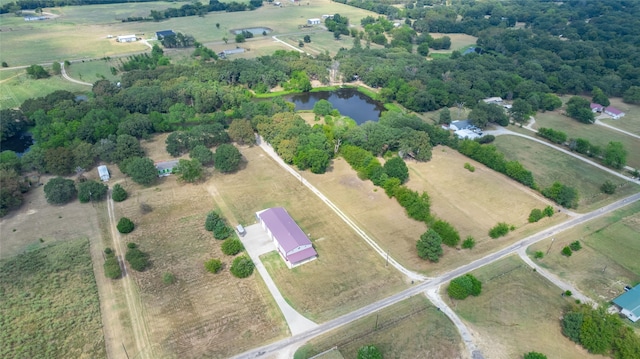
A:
599 98 640 136
451 255 605 359
532 109 640 169
304 147 565 275
493 135 640 212
0 69 89 109
204 145 406 322
295 295 463 359
527 201 640 304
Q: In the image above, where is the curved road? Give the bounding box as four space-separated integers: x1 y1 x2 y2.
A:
60 62 93 86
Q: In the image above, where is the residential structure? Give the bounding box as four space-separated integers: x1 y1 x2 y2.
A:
155 160 179 177
155 30 176 40
450 120 471 131
590 103 604 113
117 35 137 43
97 165 110 182
307 18 321 25
256 207 318 268
612 284 640 322
605 106 625 119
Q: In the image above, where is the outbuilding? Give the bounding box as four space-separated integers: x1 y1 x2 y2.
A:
605 106 625 119
307 18 321 25
117 35 137 43
590 103 604 113
256 207 317 268
612 284 640 322
450 120 471 131
155 160 179 177
98 165 110 182
155 30 176 40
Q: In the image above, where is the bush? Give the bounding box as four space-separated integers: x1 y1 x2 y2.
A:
564 290 572 297
221 238 244 255
600 180 616 194
214 144 242 173
204 258 222 274
534 251 544 259
523 352 547 359
542 182 579 208
205 211 220 231
462 236 475 249
432 220 460 247
464 162 475 172
357 345 383 359
543 205 554 217
127 242 137 249
111 184 128 202
528 208 544 223
77 180 108 203
489 222 511 239
383 156 409 183
103 249 121 279
561 246 572 257
125 247 149 271
117 217 135 234
104 247 113 255
44 177 77 205
447 274 482 300
162 272 176 284
213 221 233 240
569 240 582 251
230 255 254 278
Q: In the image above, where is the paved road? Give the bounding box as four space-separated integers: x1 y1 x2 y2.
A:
232 192 640 359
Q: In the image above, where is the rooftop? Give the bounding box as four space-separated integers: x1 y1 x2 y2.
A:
257 207 312 253
605 106 624 115
613 284 640 320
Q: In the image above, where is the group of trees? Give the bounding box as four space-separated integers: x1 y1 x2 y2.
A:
447 274 482 300
528 206 554 223
43 176 109 206
125 243 150 271
457 140 535 188
205 211 233 240
147 0 262 21
542 182 579 209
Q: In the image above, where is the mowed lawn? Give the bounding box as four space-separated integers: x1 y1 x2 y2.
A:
199 145 407 322
65 58 121 84
532 109 640 170
599 98 640 136
305 147 565 276
451 255 604 359
527 201 640 304
0 70 90 109
493 135 640 212
295 295 463 359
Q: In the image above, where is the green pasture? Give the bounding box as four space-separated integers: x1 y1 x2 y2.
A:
65 58 120 83
528 201 640 304
0 239 105 359
0 69 90 109
533 109 640 169
492 135 640 212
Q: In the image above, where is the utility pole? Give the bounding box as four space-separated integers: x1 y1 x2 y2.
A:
546 238 555 255
375 314 379 330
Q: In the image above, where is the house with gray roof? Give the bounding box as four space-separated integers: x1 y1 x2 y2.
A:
450 120 471 131
256 207 317 268
155 160 179 177
612 284 640 322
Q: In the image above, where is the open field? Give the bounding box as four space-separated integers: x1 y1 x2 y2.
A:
0 0 378 65
0 238 105 358
429 33 478 55
527 201 640 304
493 135 640 212
204 144 406 322
304 146 565 275
0 69 90 109
451 255 605 359
294 295 463 358
65 57 121 83
599 98 640 136
532 109 640 169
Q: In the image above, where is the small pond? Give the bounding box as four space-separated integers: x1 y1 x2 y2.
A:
286 88 385 125
232 27 272 35
0 133 33 156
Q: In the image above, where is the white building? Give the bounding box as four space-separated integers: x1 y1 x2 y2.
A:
97 165 110 182
307 18 321 25
117 35 137 43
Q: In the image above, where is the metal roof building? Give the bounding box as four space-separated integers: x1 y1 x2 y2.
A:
256 207 317 268
613 284 640 322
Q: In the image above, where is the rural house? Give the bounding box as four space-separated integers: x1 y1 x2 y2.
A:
256 207 317 268
307 18 321 25
604 106 625 119
155 30 176 40
155 160 179 177
450 120 471 131
612 284 640 322
117 35 137 42
590 103 604 113
97 165 110 182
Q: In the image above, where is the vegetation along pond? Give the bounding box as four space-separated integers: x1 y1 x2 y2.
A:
287 88 385 125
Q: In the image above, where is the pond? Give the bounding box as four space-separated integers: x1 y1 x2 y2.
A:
0 133 33 156
286 88 385 125
232 27 272 35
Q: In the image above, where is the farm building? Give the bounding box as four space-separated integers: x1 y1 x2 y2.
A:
483 97 503 105
307 18 321 25
256 207 317 268
117 35 137 43
155 160 179 177
24 15 49 21
97 165 110 182
155 30 176 40
590 103 604 113
612 284 640 322
605 106 625 119
218 48 245 58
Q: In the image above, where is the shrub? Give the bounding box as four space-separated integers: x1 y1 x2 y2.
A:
447 274 482 300
383 156 409 183
462 236 475 249
528 208 544 223
357 345 383 359
204 258 222 274
213 221 233 240
117 217 135 234
543 205 554 217
432 220 460 247
523 352 547 359
569 241 582 251
125 247 149 271
561 246 572 257
111 184 128 202
416 229 443 262
127 242 137 249
464 162 475 172
564 290 572 297
162 272 176 284
542 182 579 208
204 211 220 231
221 238 244 255
534 251 544 259
230 255 254 278
600 180 616 194
104 247 113 255
489 222 511 239
103 249 121 279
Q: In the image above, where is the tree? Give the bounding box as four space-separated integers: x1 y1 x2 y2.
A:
543 205 555 217
125 157 157 185
222 36 228 44
561 246 572 257
117 217 135 234
235 33 246 43
44 147 74 175
125 246 149 271
523 352 547 359
77 180 108 203
432 220 460 247
0 168 25 216
416 229 443 262
205 211 221 231
528 208 544 223
313 99 334 116
103 248 121 279
570 241 582 251
591 86 610 107
44 177 76 204
357 345 383 359
623 86 640 104
510 98 532 124
600 180 616 194
51 62 61 75
565 96 594 124
294 148 330 174
214 220 233 240
304 35 311 43
417 42 430 56
603 141 627 169
488 222 510 238
462 236 475 249
26 64 49 79
383 157 409 183
221 238 244 255
439 108 451 124
214 144 242 173
173 158 204 183
448 274 482 300
112 184 128 202
230 255 254 278
228 119 255 145
204 258 222 274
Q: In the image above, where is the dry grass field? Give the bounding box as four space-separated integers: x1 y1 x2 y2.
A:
203 144 406 322
304 147 566 275
493 135 640 212
451 255 606 359
599 98 640 136
527 201 640 304
295 295 463 359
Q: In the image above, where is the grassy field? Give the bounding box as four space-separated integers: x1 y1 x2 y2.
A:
428 33 477 55
0 69 90 109
599 98 640 136
527 201 640 304
451 255 604 359
294 295 463 359
200 144 406 322
493 135 640 212
65 57 121 83
304 146 566 276
532 109 640 169
0 238 105 359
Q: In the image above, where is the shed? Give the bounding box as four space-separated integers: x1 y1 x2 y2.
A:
155 30 176 40
117 35 137 43
155 160 179 177
98 165 110 182
256 207 317 268
307 18 321 25
612 284 640 322
604 106 625 119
